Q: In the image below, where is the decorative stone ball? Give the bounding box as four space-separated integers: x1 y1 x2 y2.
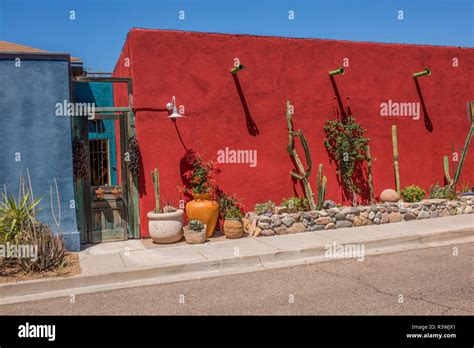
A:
380 189 400 203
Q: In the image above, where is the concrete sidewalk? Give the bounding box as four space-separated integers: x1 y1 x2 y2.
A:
1 214 472 305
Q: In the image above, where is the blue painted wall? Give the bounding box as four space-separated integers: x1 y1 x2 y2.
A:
74 82 117 185
0 57 80 251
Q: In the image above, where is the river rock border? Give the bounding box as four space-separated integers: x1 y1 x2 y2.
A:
245 197 474 237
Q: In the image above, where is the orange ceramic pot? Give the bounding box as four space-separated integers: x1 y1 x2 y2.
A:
185 194 220 237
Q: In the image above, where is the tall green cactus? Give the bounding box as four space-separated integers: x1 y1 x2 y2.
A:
392 125 400 194
316 163 327 210
444 123 474 187
367 145 374 204
286 100 317 210
443 155 453 186
151 168 160 213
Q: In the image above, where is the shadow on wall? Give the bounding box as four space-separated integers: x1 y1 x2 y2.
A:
413 78 434 133
231 74 259 136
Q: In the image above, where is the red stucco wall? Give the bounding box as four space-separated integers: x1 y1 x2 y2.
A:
114 29 474 238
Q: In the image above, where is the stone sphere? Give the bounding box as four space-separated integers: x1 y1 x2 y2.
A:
380 189 400 202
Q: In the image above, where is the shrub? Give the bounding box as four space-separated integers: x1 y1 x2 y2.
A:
179 149 221 196
280 197 309 213
429 182 457 200
14 221 68 273
254 200 275 215
324 117 369 203
217 192 239 218
401 185 426 202
0 192 41 242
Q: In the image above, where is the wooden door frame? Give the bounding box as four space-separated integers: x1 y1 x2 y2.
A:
71 76 140 243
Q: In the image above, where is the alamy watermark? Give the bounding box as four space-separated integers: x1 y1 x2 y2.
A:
55 100 96 119
0 242 38 262
380 100 420 120
217 147 257 168
324 241 365 262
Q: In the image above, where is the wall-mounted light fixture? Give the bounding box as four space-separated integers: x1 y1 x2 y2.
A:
413 68 431 78
328 67 345 76
166 96 184 119
231 64 245 74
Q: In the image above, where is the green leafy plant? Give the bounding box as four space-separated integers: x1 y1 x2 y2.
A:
225 205 245 219
14 221 69 273
218 192 239 218
280 197 309 213
429 182 457 200
401 185 426 202
254 200 275 215
187 220 205 232
0 192 41 242
324 117 369 205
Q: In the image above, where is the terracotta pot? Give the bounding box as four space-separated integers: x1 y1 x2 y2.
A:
95 188 105 199
183 225 207 244
111 188 122 197
223 218 244 239
147 209 184 244
185 194 220 237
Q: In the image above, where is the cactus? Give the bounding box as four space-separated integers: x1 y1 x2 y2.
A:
316 164 327 210
162 205 176 213
444 123 474 187
286 100 317 210
443 155 453 185
189 219 205 231
392 125 400 194
151 168 160 213
367 145 374 204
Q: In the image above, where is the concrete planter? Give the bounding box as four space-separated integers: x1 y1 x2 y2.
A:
183 225 207 244
147 209 184 244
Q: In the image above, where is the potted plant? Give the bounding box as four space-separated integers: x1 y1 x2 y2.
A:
223 203 245 239
179 150 221 238
147 168 184 244
183 219 207 244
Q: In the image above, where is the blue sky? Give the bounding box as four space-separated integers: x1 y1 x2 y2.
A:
1 0 472 71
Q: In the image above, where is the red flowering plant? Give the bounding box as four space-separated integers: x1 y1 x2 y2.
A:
179 149 221 198
225 203 245 219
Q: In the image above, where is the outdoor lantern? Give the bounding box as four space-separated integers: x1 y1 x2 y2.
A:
413 68 431 78
166 96 185 119
328 67 345 76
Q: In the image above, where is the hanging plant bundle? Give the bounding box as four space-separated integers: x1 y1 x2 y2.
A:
127 136 141 176
72 138 88 179
323 116 369 199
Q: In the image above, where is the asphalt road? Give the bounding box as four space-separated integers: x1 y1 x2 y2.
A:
1 243 473 315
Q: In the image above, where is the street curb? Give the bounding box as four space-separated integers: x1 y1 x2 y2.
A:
1 226 473 304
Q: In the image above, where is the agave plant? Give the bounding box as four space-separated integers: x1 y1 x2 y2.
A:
0 192 42 242
14 221 68 273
